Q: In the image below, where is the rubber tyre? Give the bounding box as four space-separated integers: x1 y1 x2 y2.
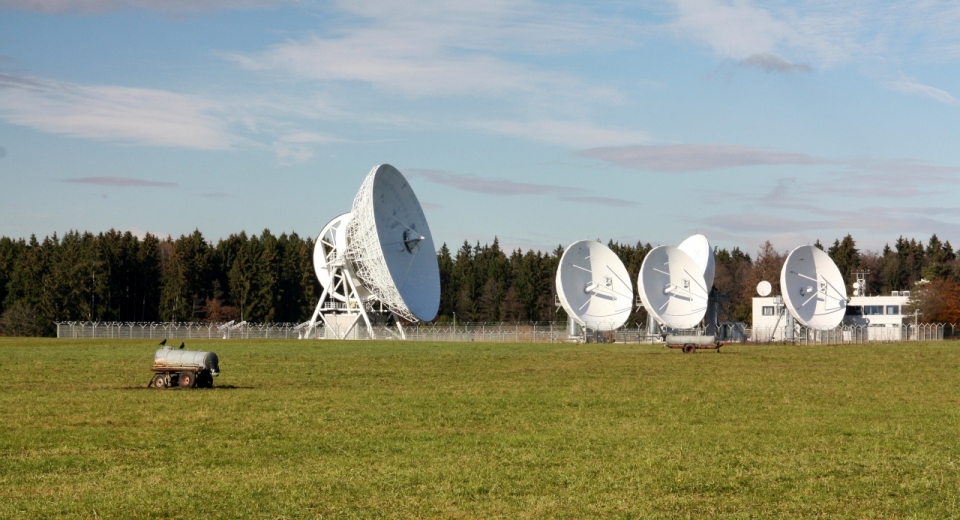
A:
151 374 166 389
179 371 196 389
682 344 696 354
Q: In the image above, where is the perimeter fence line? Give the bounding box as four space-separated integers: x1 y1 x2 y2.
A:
751 323 952 344
56 321 953 344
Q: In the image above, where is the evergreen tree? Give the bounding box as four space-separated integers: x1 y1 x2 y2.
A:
228 233 255 322
436 243 455 320
159 238 187 322
714 246 753 323
827 234 861 289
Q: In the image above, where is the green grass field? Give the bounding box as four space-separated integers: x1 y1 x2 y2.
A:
2 338 960 518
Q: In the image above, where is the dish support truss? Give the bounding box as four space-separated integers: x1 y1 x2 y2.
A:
303 215 405 340
345 168 419 323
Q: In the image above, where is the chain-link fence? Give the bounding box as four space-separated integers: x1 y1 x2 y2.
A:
749 323 951 344
56 321 953 344
55 321 304 340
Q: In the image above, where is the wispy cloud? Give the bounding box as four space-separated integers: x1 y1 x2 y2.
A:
578 143 824 172
701 210 960 240
669 0 790 59
62 176 177 187
804 159 960 198
409 168 576 196
0 0 289 14
885 75 960 105
666 0 879 67
225 0 632 102
469 119 648 148
0 73 235 149
560 196 638 208
409 168 639 208
691 154 960 250
271 132 351 165
667 0 960 67
738 53 812 73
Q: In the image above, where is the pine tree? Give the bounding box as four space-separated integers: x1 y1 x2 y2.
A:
827 234 861 289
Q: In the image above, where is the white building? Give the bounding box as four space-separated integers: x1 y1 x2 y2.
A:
752 292 910 342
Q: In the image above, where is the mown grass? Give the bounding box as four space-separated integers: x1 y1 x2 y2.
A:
1 338 960 518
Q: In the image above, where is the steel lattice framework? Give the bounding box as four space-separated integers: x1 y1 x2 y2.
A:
346 167 418 322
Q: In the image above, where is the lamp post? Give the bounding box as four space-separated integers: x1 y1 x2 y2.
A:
453 312 456 334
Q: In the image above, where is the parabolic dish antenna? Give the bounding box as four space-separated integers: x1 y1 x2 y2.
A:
346 164 440 322
757 280 772 297
313 213 372 302
637 246 709 329
779 245 847 330
556 240 633 331
678 234 716 290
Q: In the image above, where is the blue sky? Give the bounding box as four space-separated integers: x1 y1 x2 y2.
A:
2 1 959 255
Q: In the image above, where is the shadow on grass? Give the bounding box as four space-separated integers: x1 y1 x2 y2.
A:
122 385 256 390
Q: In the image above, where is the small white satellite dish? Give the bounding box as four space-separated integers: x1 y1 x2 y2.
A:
780 245 847 330
852 281 861 289
637 246 709 329
678 234 716 290
757 280 772 297
347 164 440 322
556 240 633 332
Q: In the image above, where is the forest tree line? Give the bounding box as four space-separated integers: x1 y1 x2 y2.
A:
0 229 958 336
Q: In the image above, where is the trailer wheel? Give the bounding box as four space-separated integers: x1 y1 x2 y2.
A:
179 371 196 389
682 344 696 354
151 374 166 389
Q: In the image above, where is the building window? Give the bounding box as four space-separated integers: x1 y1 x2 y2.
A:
886 305 900 315
762 306 775 316
845 306 863 316
863 305 884 315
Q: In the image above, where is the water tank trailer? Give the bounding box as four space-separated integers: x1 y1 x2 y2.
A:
150 346 220 388
664 334 723 353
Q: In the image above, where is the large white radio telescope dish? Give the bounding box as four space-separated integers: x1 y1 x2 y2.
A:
780 245 847 330
347 164 440 322
556 240 633 332
678 234 716 290
638 246 709 329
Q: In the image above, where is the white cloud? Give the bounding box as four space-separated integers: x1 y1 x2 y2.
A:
666 0 874 67
885 76 960 105
0 0 289 14
0 73 235 149
669 0 788 59
666 0 960 68
226 0 631 101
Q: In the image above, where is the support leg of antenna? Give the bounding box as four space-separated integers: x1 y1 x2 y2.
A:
343 269 375 339
305 283 333 339
393 313 406 340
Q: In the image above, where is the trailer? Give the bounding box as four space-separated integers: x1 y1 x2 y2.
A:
664 334 723 353
150 346 220 388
